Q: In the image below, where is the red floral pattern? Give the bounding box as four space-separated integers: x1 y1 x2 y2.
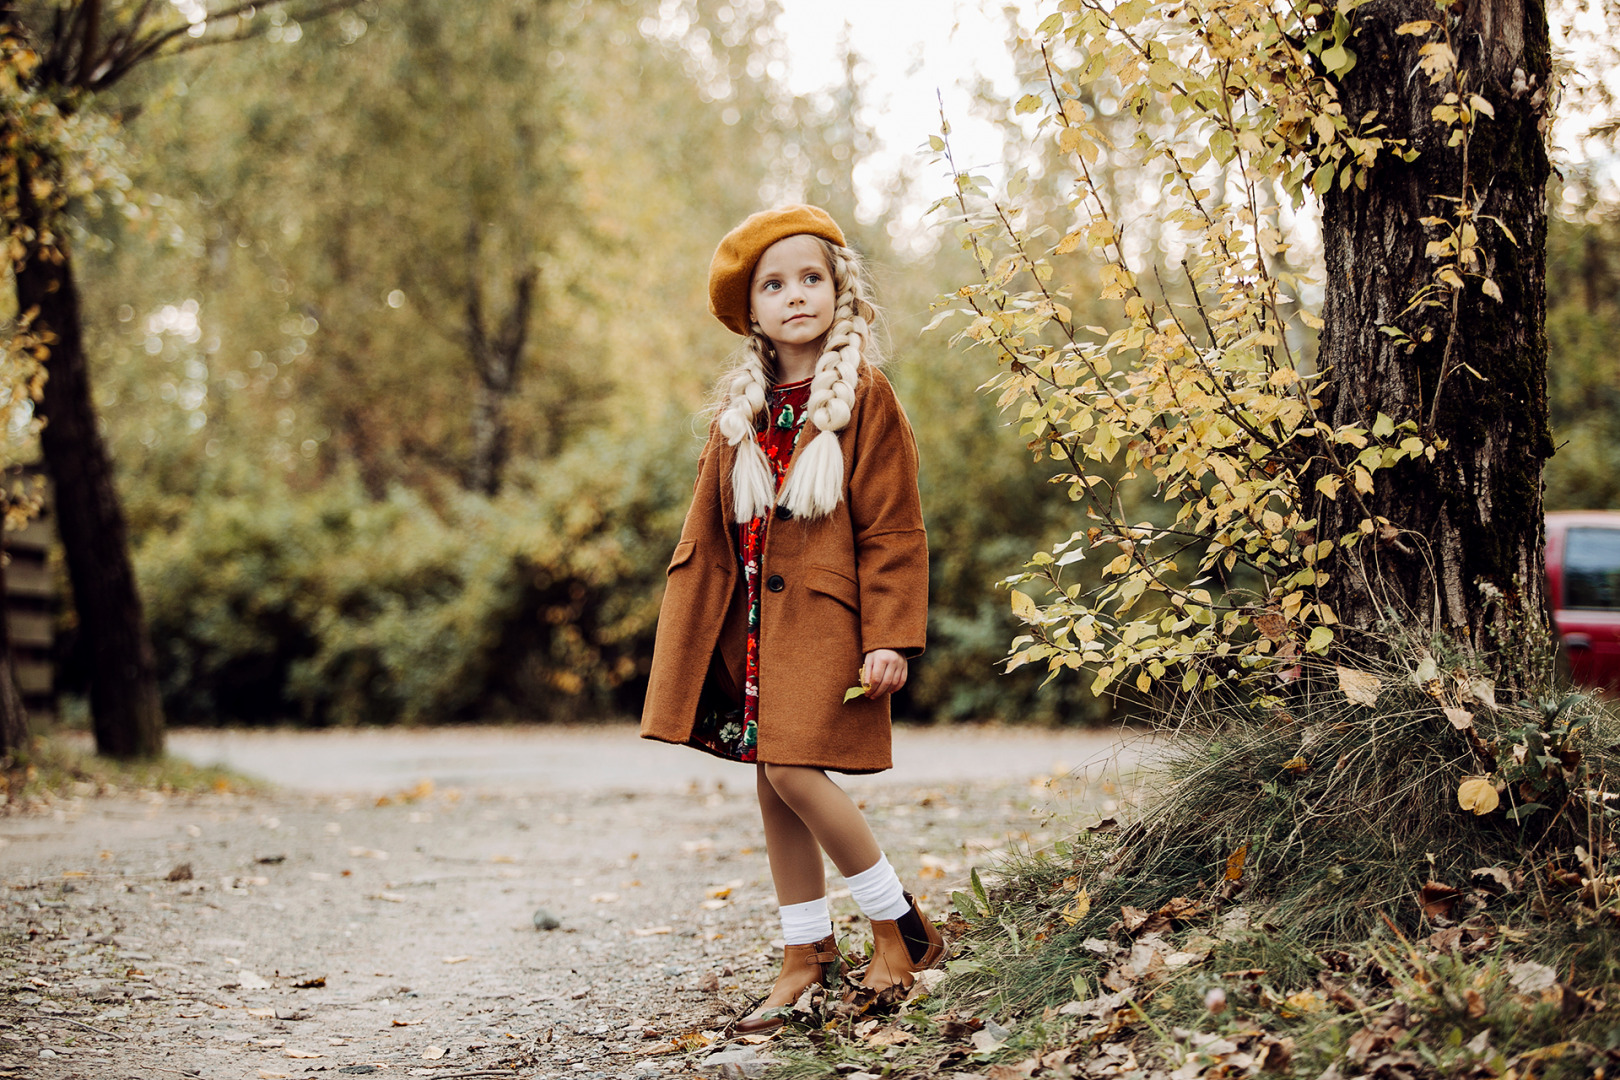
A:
686 376 812 763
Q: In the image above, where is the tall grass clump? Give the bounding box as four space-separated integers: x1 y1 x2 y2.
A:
921 636 1620 1075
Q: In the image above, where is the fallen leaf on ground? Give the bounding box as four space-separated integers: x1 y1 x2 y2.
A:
284 1048 322 1058
1444 706 1474 730
864 1025 914 1048
1336 666 1382 706
421 1046 445 1060
902 967 947 1003
1508 960 1558 994
1467 677 1497 710
392 1018 420 1027
1060 887 1091 926
1458 777 1499 815
1224 843 1248 882
1282 990 1326 1014
292 976 326 988
1282 756 1309 773
441 956 470 965
1420 880 1461 919
246 1008 275 1019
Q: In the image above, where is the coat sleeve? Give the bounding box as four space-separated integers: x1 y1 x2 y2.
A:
847 370 929 657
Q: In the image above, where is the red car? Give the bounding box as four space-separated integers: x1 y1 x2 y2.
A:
1547 511 1620 693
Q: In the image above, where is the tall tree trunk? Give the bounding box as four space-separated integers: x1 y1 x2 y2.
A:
14 168 164 759
463 224 537 496
0 528 29 759
1312 0 1553 679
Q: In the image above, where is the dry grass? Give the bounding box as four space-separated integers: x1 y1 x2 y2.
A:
1 731 261 808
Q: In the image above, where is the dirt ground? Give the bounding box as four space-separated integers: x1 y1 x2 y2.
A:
1 725 1139 1080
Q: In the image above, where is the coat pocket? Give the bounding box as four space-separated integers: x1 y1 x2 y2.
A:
805 565 859 612
666 538 697 574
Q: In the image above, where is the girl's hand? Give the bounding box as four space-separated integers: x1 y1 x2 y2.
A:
862 649 908 698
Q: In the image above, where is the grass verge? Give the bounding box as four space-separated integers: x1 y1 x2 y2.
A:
757 645 1620 1079
1 731 263 808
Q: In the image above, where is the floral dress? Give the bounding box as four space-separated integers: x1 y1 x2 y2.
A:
687 376 813 763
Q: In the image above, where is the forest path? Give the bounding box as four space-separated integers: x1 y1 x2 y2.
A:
1 725 1142 1080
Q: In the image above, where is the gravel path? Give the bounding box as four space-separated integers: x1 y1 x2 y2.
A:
1 724 1140 1080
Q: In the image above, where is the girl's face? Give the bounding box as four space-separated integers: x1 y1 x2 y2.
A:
749 235 836 356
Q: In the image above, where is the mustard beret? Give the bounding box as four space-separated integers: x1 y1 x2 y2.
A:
708 204 847 336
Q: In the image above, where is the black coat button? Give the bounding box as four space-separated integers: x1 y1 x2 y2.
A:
766 574 785 592
775 505 793 521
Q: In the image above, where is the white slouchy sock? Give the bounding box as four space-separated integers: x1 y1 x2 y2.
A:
779 897 833 945
844 854 912 922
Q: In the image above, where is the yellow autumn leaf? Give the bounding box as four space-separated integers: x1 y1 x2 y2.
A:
1060 887 1092 926
1336 666 1382 706
1458 777 1500 815
843 685 868 703
1224 843 1248 882
1283 990 1327 1014
1011 589 1041 623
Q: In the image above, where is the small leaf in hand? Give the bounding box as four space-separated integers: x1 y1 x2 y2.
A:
844 685 868 702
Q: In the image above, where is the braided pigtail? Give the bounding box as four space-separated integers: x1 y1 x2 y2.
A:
716 329 776 522
776 242 870 520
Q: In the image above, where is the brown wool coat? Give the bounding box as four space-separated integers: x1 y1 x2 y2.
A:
640 367 928 774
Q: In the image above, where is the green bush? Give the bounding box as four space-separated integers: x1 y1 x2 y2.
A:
133 417 693 726
122 382 1128 728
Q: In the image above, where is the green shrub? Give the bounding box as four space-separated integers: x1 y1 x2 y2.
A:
133 417 693 726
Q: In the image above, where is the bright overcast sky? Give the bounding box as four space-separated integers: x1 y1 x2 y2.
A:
774 0 1038 239
773 0 1617 240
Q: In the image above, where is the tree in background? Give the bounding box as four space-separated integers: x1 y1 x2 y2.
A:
3 1 355 758
1544 174 1620 510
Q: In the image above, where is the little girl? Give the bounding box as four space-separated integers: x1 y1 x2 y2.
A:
641 205 942 1030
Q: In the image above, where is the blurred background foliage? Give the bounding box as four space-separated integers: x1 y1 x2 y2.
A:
47 0 1620 728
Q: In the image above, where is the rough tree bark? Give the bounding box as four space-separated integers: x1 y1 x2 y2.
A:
16 171 165 758
1312 0 1553 675
0 528 30 759
464 223 537 497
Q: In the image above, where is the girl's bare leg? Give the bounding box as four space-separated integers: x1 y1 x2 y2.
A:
759 764 882 878
755 764 828 904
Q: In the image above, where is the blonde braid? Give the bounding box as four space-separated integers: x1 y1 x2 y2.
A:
776 244 868 520
717 329 776 522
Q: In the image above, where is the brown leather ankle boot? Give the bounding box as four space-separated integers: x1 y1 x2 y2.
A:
734 933 841 1034
851 893 943 1000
